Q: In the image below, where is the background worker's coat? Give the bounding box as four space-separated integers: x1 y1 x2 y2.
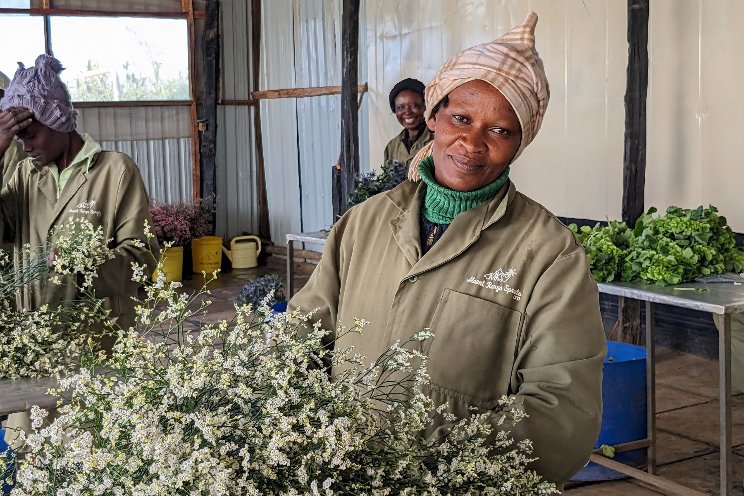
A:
290 179 607 486
0 140 154 331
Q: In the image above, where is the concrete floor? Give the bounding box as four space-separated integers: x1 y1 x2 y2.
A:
184 262 742 495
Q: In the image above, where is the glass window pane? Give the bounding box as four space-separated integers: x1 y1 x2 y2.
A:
0 1 33 8
0 15 46 79
51 16 190 102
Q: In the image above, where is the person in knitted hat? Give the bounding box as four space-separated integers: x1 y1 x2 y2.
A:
290 13 604 487
0 54 156 332
382 78 433 165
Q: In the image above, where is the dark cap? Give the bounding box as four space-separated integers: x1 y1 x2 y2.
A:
388 78 425 112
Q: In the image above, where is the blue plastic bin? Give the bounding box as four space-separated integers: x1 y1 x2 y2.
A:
571 340 648 481
0 428 15 495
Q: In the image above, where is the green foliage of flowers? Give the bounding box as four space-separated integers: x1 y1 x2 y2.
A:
3 251 557 495
0 219 115 379
347 160 408 208
569 221 632 282
570 205 744 285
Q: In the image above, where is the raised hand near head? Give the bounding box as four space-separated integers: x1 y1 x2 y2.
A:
0 108 32 155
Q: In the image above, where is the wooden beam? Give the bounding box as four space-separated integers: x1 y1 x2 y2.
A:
200 0 220 211
72 100 191 108
332 0 361 220
0 8 205 18
617 0 649 345
187 0 201 202
252 83 367 101
220 99 259 106
252 0 271 241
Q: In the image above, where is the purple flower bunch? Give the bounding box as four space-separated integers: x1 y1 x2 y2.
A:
150 196 215 246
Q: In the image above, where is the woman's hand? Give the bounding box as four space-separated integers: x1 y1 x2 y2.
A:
0 108 32 156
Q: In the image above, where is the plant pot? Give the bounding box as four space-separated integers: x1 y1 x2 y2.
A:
192 236 223 275
152 246 184 283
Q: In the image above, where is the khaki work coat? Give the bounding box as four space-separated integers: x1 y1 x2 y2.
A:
0 140 25 253
383 127 434 165
0 142 155 331
289 180 607 486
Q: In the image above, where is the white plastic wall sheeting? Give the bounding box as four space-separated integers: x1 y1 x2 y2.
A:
260 0 369 248
366 0 744 231
646 1 744 231
365 0 625 224
99 138 193 204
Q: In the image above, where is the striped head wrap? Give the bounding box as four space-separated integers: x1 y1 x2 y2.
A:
409 11 550 181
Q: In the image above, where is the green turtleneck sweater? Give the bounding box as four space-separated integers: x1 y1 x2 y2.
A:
418 156 510 253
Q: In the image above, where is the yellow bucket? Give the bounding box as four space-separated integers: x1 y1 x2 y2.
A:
152 245 183 282
192 236 223 274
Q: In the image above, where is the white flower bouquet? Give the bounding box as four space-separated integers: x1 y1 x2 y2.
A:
2 226 557 495
0 219 114 380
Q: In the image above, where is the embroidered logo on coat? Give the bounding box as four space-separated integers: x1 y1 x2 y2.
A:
69 199 102 217
467 268 522 301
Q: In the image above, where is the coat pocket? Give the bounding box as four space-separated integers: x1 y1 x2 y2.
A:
427 288 524 405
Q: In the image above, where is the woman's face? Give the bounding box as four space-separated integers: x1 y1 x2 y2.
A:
426 80 522 192
17 118 67 167
393 89 425 132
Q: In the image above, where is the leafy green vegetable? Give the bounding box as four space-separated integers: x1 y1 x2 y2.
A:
600 444 616 458
570 205 744 286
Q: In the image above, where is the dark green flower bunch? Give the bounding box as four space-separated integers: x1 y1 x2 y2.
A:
347 160 408 208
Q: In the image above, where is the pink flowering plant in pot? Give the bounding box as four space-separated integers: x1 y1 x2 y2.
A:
149 196 215 247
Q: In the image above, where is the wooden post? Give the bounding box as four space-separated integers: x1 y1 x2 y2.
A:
332 0 360 221
252 0 271 241
201 0 219 217
617 0 649 345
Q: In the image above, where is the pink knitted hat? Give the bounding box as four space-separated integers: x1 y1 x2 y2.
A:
0 55 77 132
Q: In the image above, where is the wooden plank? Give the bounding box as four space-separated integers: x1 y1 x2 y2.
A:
251 84 367 101
0 8 205 18
590 454 708 496
72 100 191 108
617 0 649 345
332 0 361 220
252 0 271 241
188 0 201 201
200 0 219 209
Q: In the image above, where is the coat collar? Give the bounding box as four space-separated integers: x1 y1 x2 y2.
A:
386 180 515 275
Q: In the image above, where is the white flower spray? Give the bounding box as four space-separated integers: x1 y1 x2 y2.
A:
2 222 557 496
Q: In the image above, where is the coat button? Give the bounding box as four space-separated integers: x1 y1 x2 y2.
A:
408 275 418 283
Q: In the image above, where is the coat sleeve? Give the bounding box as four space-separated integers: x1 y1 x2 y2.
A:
0 146 25 244
508 250 606 486
91 157 157 307
287 221 344 345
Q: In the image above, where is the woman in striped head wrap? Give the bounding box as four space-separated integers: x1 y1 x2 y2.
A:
289 13 605 487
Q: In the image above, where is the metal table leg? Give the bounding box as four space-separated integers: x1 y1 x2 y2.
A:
286 239 295 298
646 301 657 474
720 314 732 495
